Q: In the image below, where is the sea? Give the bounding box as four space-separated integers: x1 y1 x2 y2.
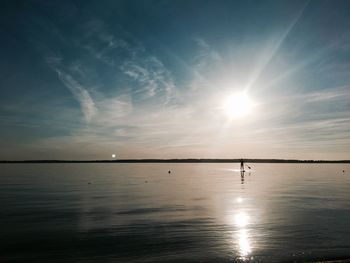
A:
1 163 349 262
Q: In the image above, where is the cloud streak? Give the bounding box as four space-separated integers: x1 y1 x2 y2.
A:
55 69 97 122
121 54 176 103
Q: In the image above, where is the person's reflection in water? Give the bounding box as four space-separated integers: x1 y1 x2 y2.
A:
240 170 245 184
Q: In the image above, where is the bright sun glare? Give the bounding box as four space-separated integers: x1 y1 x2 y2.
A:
223 93 254 119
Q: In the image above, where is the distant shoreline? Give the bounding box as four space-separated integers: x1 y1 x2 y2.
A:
1 159 350 163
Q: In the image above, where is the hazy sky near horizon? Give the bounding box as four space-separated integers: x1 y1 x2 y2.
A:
1 0 350 160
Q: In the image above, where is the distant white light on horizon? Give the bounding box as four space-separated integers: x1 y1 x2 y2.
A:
112 154 116 158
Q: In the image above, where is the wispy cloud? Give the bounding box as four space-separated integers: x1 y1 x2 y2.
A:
55 69 97 122
80 19 129 66
305 86 350 102
78 19 177 103
193 37 222 69
94 95 133 126
121 55 175 102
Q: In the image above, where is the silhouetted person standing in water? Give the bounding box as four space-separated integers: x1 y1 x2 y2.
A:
240 159 245 172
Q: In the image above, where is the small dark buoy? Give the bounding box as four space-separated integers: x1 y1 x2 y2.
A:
168 170 171 174
343 170 345 173
145 180 148 183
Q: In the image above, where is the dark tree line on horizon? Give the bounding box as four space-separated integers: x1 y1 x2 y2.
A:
1 159 349 163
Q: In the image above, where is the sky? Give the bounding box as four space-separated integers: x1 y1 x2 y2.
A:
1 0 350 160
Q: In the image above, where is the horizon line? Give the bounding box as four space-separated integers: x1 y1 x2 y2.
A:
1 158 350 163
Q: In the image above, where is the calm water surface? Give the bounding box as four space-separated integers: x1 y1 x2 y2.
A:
1 163 350 262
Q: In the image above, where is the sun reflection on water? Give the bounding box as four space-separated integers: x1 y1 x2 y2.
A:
236 197 243 203
229 197 254 260
238 229 252 257
233 212 252 259
235 212 249 227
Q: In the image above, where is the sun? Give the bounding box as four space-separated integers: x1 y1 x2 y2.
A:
223 93 254 119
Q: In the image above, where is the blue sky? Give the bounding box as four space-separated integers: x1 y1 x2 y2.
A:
1 0 350 160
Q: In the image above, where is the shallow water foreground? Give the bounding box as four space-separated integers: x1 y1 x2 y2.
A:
1 163 350 262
